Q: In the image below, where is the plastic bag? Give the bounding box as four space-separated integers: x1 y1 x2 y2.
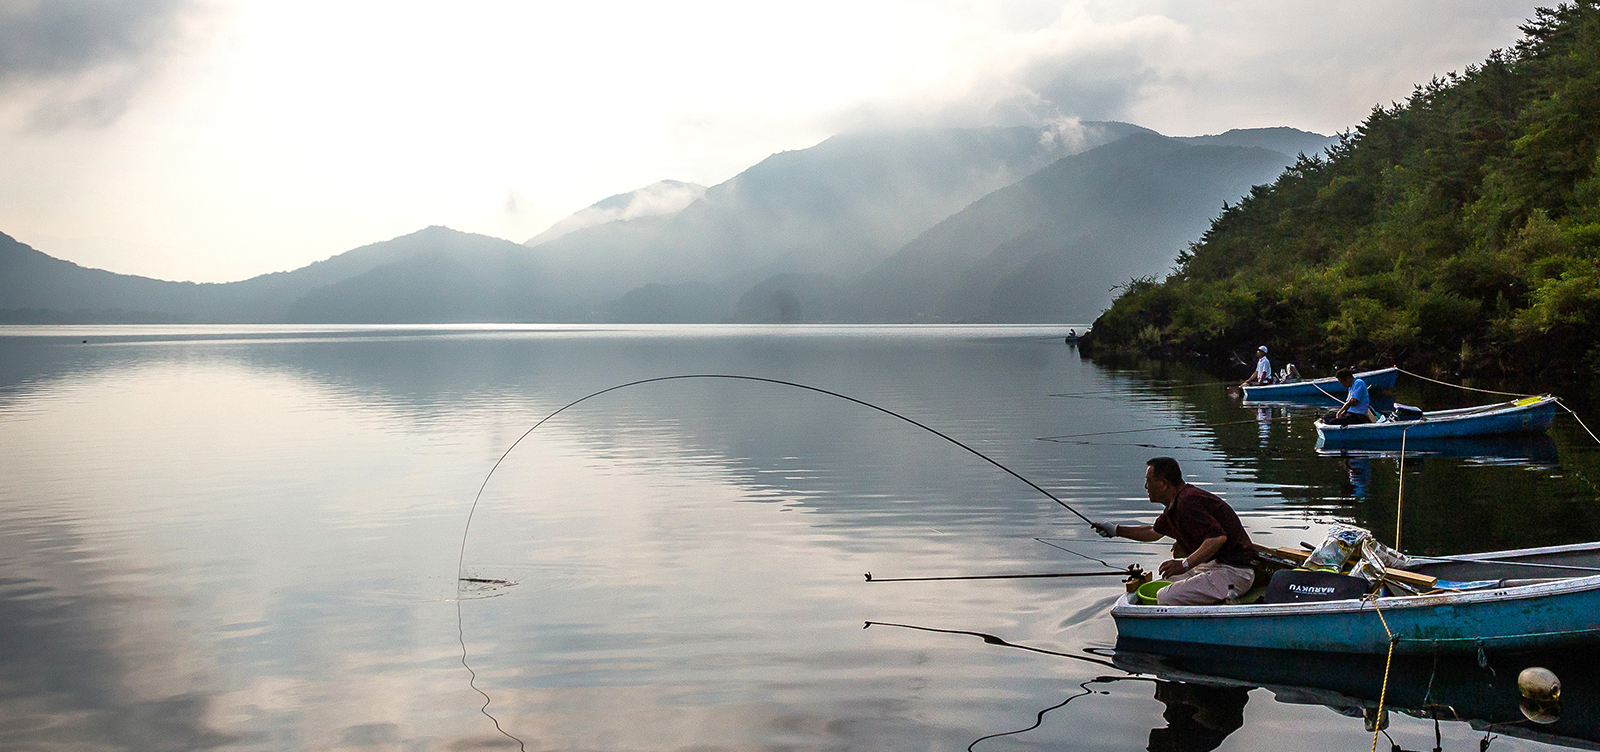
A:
1304 526 1368 571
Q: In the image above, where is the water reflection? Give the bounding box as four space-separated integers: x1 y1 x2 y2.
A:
2 326 1598 750
1147 681 1250 752
1342 454 1373 501
1117 645 1600 750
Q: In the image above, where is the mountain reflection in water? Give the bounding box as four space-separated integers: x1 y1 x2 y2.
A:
1 325 1598 750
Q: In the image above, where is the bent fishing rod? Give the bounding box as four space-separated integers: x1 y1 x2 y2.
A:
459 374 1097 580
865 567 1144 583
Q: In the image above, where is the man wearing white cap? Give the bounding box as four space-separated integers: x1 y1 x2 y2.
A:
1242 346 1271 386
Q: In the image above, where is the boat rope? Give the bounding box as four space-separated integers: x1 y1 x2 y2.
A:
1309 379 1343 403
459 374 1097 581
1365 595 1398 752
1033 538 1122 570
1394 368 1536 398
1036 415 1296 442
1409 555 1600 573
1557 399 1600 446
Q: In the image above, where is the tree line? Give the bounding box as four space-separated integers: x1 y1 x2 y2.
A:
1082 2 1600 383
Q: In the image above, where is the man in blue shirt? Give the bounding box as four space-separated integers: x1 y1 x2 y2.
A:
1325 368 1373 425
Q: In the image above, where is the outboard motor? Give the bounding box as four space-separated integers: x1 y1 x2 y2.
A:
1389 403 1424 422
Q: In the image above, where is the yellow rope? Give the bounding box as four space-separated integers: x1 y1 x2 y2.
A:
1368 594 1397 752
1394 367 1534 397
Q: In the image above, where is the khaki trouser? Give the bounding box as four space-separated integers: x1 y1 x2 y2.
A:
1156 561 1256 606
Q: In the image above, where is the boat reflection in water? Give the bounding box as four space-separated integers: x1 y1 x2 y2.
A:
1115 643 1600 750
1317 433 1562 466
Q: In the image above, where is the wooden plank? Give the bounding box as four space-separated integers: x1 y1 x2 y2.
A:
1252 544 1437 590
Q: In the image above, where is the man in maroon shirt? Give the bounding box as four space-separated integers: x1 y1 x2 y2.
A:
1091 457 1256 605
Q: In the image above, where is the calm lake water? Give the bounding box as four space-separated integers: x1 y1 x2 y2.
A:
2 324 1599 751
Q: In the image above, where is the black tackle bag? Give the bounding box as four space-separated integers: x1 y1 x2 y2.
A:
1261 569 1370 604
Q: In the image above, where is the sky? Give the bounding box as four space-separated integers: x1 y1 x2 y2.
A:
0 0 1546 283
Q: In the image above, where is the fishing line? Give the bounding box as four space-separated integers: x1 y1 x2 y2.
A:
1047 380 1235 398
457 599 529 751
862 620 1119 669
1396 426 1410 551
1046 440 1198 450
1033 537 1120 570
1036 415 1297 442
966 679 1113 752
459 374 1095 581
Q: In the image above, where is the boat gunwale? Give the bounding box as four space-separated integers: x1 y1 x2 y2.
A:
1313 394 1559 438
1111 540 1600 620
1241 366 1397 400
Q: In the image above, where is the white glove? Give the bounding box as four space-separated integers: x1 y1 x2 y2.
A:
1092 521 1119 538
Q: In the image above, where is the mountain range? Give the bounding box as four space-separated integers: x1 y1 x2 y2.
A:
0 123 1336 324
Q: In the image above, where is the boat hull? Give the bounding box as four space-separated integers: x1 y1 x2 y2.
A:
1112 542 1600 654
1241 367 1398 402
1315 396 1559 447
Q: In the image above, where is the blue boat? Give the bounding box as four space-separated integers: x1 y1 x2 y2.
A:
1315 394 1560 448
1241 366 1398 402
1112 541 1600 654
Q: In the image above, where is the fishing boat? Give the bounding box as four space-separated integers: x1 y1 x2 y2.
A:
1315 395 1560 448
1112 541 1600 655
1241 366 1398 402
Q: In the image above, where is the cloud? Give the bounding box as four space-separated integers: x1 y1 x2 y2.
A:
0 0 201 128
827 10 1187 132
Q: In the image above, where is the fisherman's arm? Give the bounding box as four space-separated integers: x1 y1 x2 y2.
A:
1159 534 1226 577
1096 523 1162 542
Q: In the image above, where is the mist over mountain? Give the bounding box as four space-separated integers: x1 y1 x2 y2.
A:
1 122 1331 325
517 122 1154 317
524 180 707 247
856 132 1309 322
734 129 1329 323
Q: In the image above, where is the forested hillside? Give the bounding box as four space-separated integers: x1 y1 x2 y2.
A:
1082 3 1600 381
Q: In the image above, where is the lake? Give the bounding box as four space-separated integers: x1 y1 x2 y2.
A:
2 324 1598 751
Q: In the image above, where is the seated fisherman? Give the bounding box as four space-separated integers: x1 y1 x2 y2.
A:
1092 457 1256 605
1323 368 1374 425
1241 346 1272 386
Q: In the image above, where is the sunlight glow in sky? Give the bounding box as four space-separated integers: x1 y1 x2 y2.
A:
0 0 1540 282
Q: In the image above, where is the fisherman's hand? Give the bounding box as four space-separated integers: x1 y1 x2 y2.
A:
1092 521 1119 538
1158 558 1189 578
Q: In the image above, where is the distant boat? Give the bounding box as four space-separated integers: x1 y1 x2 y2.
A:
1315 395 1560 448
1112 541 1600 654
1241 366 1398 402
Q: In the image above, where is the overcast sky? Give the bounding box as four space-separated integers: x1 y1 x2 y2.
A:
0 0 1544 282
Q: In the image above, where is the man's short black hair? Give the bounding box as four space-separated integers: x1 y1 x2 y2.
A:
1334 367 1354 380
1147 457 1183 487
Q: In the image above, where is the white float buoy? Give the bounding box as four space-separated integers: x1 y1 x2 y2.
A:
1518 667 1561 703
